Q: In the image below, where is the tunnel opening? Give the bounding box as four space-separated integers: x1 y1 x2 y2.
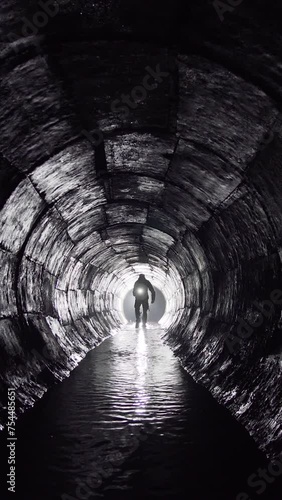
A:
123 286 166 324
101 262 185 330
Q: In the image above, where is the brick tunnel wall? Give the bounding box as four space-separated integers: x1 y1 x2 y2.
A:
0 0 282 459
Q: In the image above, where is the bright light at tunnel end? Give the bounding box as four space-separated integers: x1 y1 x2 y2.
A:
109 263 185 329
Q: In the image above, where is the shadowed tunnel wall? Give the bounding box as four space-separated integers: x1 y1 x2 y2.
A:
0 0 282 459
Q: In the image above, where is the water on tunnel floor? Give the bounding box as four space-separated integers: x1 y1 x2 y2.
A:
3 325 282 500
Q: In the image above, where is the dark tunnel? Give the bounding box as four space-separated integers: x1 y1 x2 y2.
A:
1 0 282 466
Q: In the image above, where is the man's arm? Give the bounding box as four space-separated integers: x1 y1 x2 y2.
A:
147 281 155 303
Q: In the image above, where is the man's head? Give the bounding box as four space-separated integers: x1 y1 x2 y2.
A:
138 274 145 281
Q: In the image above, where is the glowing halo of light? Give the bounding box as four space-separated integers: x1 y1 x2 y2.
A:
93 262 185 330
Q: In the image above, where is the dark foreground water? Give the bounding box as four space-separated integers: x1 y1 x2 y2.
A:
3 325 282 499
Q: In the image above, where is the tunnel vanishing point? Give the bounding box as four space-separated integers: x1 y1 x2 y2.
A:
0 0 282 460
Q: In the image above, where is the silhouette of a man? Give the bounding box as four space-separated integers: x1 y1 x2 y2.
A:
133 274 155 328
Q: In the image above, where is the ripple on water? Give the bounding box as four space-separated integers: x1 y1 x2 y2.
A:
12 325 281 500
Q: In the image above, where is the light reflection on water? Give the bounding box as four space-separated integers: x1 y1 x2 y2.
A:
13 324 274 500
108 325 187 424
135 328 148 413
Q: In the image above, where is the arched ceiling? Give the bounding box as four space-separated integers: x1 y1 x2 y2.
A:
1 0 282 459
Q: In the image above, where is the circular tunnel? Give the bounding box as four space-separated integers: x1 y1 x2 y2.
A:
0 0 282 460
